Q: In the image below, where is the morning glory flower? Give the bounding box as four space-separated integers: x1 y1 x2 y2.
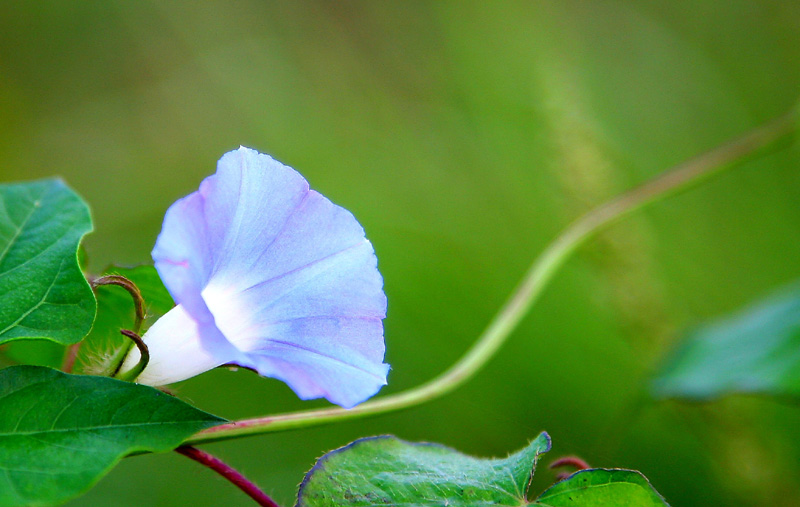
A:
119 147 388 408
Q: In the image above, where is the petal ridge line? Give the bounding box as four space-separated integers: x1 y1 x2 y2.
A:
253 339 387 382
240 240 369 297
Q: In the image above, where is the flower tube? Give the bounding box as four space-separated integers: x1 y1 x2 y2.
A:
120 147 388 408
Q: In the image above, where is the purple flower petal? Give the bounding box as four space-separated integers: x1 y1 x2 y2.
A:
121 147 388 408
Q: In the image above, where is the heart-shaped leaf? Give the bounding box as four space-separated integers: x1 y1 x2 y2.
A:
0 179 95 346
0 365 224 507
533 469 669 506
296 433 551 506
297 434 670 506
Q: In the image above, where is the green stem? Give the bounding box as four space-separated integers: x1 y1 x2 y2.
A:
185 107 797 446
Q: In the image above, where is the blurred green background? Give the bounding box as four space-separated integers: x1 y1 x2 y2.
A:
2 1 800 505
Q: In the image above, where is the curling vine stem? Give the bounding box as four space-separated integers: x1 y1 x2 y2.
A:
184 106 798 446
115 330 150 382
64 274 147 373
91 275 146 334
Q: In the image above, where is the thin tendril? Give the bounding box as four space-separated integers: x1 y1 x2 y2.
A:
115 330 150 382
63 274 148 373
91 275 146 334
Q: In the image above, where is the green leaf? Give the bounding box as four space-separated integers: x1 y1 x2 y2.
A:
2 340 64 369
74 265 173 376
533 469 669 506
296 432 551 506
652 283 800 400
0 365 224 507
0 179 95 346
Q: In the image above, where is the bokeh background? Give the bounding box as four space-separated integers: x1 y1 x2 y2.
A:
2 2 800 506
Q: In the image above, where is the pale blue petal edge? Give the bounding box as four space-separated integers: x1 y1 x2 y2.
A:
144 146 389 408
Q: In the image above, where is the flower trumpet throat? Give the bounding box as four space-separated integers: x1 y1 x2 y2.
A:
119 147 388 408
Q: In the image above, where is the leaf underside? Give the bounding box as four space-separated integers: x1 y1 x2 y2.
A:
652 282 800 400
0 365 224 507
0 179 95 346
296 432 552 506
297 433 671 507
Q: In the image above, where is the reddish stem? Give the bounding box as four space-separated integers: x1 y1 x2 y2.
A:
175 446 281 507
550 455 591 481
62 343 81 373
549 456 591 471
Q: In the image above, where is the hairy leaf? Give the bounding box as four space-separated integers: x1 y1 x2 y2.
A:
0 179 95 346
0 366 224 507
296 433 551 506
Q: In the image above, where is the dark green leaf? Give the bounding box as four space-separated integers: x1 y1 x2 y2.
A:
652 283 800 400
0 365 224 507
296 432 551 506
2 340 63 369
0 180 95 346
533 469 669 506
74 265 173 376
